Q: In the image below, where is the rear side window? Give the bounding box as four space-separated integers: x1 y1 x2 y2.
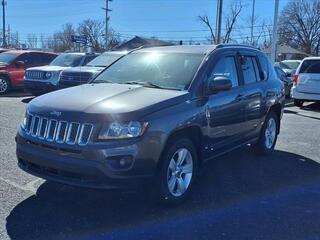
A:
241 56 259 84
42 54 57 64
258 54 270 80
82 55 97 66
299 60 320 74
209 56 239 87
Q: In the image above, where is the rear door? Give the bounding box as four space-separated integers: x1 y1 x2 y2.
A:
297 59 320 94
239 52 264 138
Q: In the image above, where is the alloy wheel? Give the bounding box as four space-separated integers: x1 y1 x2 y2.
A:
0 78 8 93
166 148 193 197
265 117 276 149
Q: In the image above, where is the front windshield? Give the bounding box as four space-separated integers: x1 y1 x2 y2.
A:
93 52 204 90
0 52 19 64
49 53 83 67
280 61 300 70
87 53 123 67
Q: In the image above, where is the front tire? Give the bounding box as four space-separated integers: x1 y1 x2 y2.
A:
0 77 10 94
254 111 278 155
293 99 303 107
155 138 198 206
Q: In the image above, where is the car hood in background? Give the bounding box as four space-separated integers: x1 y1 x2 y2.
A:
27 65 70 72
28 83 189 121
62 66 105 74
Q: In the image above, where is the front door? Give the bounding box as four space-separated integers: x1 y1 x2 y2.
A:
203 52 247 156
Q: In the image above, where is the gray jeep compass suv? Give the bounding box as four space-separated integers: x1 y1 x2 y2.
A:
16 45 284 205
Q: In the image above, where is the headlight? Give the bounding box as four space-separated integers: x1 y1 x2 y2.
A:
21 112 27 129
45 72 52 79
98 121 148 140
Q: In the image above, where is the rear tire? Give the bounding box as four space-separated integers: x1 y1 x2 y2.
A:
254 111 278 155
293 99 303 107
0 76 10 94
155 138 198 206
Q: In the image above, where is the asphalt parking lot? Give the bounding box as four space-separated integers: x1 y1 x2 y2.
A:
1 91 320 240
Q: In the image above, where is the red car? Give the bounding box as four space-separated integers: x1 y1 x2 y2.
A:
0 50 58 94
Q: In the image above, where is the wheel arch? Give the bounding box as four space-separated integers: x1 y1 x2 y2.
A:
156 125 203 174
268 103 282 134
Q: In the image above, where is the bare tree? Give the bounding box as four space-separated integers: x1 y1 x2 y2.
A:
198 15 215 44
198 1 243 44
78 19 105 51
26 34 38 48
278 0 320 55
52 23 76 52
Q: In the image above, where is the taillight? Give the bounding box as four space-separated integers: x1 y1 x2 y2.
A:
293 74 299 86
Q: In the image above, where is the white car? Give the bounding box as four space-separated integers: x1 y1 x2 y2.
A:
24 52 99 95
291 57 320 107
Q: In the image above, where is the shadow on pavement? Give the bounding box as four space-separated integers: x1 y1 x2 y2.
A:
0 89 32 98
6 148 320 240
301 102 320 113
21 97 35 104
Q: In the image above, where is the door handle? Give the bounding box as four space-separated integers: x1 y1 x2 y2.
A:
235 94 244 101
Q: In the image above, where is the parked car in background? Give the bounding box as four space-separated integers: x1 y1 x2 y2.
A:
24 52 99 96
274 66 292 98
0 50 57 94
16 45 284 205
58 51 126 89
291 57 320 107
276 60 301 76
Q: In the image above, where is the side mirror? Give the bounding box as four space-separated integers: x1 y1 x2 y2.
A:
208 76 232 94
15 61 25 67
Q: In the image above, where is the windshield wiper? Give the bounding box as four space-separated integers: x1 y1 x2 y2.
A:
123 81 177 90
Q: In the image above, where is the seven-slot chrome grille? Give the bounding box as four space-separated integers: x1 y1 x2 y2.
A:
25 70 46 80
24 113 94 146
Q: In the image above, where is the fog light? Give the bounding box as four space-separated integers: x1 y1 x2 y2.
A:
107 156 134 170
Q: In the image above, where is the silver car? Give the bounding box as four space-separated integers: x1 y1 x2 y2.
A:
291 57 320 107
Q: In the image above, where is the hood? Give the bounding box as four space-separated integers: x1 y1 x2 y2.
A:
27 65 70 72
62 66 105 74
28 83 189 121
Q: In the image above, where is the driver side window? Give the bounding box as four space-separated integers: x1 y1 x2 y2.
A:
209 56 239 87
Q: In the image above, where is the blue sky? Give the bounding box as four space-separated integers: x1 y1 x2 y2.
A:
6 0 289 43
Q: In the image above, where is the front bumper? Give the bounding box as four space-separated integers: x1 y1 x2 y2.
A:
24 80 57 94
15 129 161 189
291 86 320 101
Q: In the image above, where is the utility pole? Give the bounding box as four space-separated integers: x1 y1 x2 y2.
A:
102 0 112 50
215 0 223 44
270 0 279 63
2 0 6 47
251 0 255 46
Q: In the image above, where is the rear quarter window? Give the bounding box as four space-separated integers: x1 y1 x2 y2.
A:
299 60 320 74
257 53 270 80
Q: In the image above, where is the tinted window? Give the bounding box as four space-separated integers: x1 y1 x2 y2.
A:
209 56 239 87
0 52 19 64
49 53 84 67
42 53 57 64
299 60 320 74
83 55 98 66
241 56 259 84
258 54 269 80
16 53 35 66
87 53 124 67
94 52 204 90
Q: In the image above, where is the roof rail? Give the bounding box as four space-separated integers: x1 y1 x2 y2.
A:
216 44 260 50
